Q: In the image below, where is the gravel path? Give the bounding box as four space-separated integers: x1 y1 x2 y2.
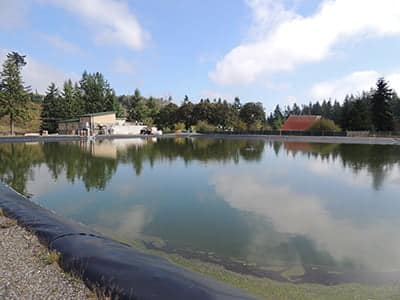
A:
0 214 93 300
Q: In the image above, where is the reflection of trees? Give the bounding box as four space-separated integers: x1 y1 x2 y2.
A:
283 142 400 190
3 139 397 193
0 143 44 195
119 138 265 175
334 144 400 190
0 138 266 193
42 142 118 191
0 142 118 193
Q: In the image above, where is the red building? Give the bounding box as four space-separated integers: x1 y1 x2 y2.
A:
281 115 321 131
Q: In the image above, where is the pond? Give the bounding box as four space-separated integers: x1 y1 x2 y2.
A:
1 137 400 285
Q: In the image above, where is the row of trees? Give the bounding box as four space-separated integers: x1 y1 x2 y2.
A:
120 91 266 132
267 79 400 131
1 51 400 134
41 72 123 132
118 78 400 132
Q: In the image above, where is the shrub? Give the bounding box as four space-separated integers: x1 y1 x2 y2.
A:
174 122 186 131
195 120 216 132
308 118 341 131
233 120 247 132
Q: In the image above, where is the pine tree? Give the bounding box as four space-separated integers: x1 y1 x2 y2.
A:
79 71 116 114
370 78 394 131
41 83 60 133
272 105 284 129
348 99 371 130
0 52 30 135
60 79 75 119
391 91 400 129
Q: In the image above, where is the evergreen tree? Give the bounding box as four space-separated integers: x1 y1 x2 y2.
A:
177 95 195 129
60 79 76 119
291 103 301 115
79 71 116 114
127 88 143 122
370 78 394 131
391 91 400 129
348 99 371 130
233 97 241 112
331 100 342 125
0 52 30 135
272 105 284 130
41 83 60 133
340 96 353 130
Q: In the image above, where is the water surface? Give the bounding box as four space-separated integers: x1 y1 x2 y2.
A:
1 138 400 284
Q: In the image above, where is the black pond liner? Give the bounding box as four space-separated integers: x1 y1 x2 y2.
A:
0 183 256 300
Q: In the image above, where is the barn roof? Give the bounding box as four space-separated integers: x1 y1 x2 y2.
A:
281 115 321 131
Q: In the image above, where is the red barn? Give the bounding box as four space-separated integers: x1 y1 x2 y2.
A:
281 115 321 131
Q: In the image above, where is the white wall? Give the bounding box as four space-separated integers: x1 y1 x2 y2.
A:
112 125 146 135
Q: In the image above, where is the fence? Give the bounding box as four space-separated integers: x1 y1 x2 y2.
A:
198 130 347 137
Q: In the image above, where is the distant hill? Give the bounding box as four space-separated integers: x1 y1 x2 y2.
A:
0 101 42 135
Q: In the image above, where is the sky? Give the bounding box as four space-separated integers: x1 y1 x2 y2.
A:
1 0 400 112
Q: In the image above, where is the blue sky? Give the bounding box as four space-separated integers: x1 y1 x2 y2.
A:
1 0 400 112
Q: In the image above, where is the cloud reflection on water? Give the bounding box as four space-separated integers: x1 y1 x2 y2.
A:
211 171 400 271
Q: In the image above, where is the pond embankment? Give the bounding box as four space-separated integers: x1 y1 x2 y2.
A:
0 213 91 299
0 183 255 300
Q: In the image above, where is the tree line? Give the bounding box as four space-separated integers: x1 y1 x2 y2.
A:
1 51 400 134
267 79 400 132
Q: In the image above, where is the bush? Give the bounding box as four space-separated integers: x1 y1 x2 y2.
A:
174 122 186 131
233 120 247 132
195 120 216 132
308 118 341 131
248 121 264 131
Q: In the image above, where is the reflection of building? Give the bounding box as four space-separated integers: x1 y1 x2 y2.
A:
281 115 321 131
80 138 149 159
83 140 118 159
58 112 116 135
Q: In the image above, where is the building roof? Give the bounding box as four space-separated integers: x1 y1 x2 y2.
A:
81 111 115 117
281 115 321 131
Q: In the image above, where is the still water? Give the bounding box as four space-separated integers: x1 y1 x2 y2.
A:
1 138 400 284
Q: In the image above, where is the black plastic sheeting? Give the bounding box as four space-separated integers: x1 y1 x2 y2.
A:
0 183 256 300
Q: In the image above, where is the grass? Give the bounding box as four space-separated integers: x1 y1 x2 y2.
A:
130 240 400 300
0 102 42 135
39 249 61 266
281 265 305 280
0 208 4 217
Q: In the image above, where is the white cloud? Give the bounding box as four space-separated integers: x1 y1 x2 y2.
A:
0 49 78 94
41 0 148 50
210 0 400 85
40 33 82 55
310 70 400 100
111 57 135 74
24 58 79 94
